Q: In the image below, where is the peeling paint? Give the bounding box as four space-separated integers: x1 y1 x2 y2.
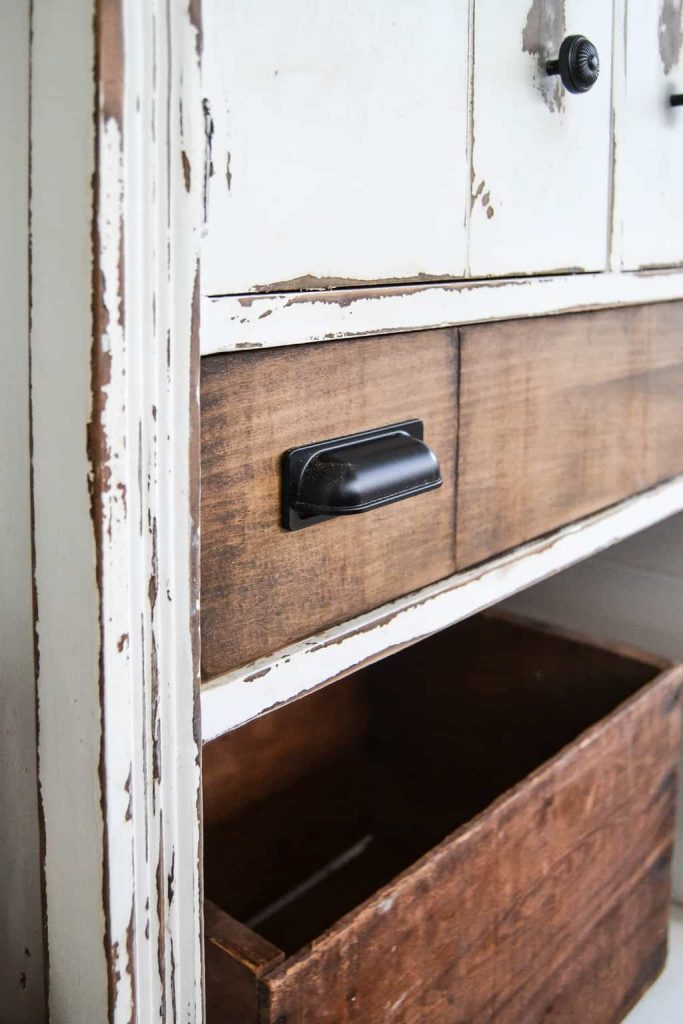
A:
167 850 176 906
522 0 566 112
202 98 214 223
181 150 191 192
659 0 683 74
202 272 683 356
244 665 272 683
246 271 446 295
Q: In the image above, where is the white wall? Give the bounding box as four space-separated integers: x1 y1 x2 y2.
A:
506 512 683 902
0 1 47 1019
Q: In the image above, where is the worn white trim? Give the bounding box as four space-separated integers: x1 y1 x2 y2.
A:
97 2 204 1021
201 269 683 354
201 476 683 740
31 2 203 1021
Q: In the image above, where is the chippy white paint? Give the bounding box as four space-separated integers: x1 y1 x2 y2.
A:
97 2 204 1021
0 2 45 1020
469 0 613 276
202 0 471 294
201 268 683 354
612 0 683 270
31 2 204 1021
201 475 683 740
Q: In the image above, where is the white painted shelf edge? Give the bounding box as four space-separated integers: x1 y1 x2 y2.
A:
623 905 683 1023
201 474 683 741
201 269 683 354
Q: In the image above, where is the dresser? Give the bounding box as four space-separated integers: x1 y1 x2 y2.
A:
3 1 683 1021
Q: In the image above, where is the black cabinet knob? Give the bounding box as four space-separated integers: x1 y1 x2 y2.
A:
671 95 683 107
546 35 600 94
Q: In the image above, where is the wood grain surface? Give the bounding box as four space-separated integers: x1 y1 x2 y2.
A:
202 673 368 827
456 302 683 567
204 901 283 1024
200 330 458 678
204 614 682 1023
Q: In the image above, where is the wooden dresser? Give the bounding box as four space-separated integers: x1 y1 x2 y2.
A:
3 1 683 1021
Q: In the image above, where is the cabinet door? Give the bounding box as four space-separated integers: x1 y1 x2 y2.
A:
202 1 470 295
469 0 613 277
615 0 683 269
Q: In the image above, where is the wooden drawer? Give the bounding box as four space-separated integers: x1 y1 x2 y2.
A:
469 0 613 277
201 331 458 679
202 0 470 295
204 614 682 1024
615 0 683 269
456 302 683 567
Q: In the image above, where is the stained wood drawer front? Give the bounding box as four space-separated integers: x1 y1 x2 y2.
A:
202 0 470 296
469 0 613 277
204 614 682 1024
201 331 458 679
456 302 683 568
616 0 683 269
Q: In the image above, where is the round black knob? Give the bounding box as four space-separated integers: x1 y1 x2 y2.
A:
546 35 600 94
671 95 683 107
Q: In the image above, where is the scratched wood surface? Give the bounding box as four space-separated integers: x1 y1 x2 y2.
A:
456 302 683 568
200 330 458 679
204 614 682 1023
201 0 470 294
613 0 683 269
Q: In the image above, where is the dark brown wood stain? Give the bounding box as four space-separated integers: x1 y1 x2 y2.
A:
204 614 681 1023
456 302 683 568
200 330 458 678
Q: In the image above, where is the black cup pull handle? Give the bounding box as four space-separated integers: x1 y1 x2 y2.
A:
671 95 683 107
282 419 442 531
546 35 600 94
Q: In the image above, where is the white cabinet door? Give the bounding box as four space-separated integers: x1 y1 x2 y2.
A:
469 0 613 277
202 1 470 295
615 0 683 269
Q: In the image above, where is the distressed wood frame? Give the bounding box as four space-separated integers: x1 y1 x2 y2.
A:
30 1 204 1020
200 270 683 355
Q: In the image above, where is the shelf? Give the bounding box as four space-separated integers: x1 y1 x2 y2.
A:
201 475 683 741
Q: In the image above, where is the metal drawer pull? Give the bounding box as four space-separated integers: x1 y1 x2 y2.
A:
546 35 600 94
282 419 442 531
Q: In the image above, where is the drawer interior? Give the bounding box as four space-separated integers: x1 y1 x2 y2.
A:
203 614 661 957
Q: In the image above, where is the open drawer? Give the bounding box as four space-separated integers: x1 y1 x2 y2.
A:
203 614 682 1024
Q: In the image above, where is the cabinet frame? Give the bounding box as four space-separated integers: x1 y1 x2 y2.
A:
28 1 204 1020
14 2 683 1022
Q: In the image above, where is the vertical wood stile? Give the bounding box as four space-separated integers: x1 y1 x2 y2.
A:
31 1 204 1020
